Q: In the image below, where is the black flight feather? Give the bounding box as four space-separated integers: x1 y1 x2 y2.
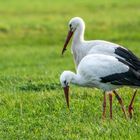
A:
115 47 140 70
101 57 140 86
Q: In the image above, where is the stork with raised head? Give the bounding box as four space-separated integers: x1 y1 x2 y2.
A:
62 17 140 69
60 54 140 119
62 17 139 118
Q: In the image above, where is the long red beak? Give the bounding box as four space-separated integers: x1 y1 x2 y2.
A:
63 86 69 108
62 30 73 55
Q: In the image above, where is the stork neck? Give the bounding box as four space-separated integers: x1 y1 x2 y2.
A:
73 25 85 44
71 73 84 86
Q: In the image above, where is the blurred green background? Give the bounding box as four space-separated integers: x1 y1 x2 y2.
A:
0 0 140 139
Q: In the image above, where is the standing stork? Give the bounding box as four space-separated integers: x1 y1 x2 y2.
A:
60 54 140 119
61 17 139 118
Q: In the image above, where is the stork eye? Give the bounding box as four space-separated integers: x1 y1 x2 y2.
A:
64 80 68 86
64 80 67 84
69 24 72 29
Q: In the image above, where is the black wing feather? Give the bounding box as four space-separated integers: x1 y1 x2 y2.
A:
101 58 140 86
115 47 140 70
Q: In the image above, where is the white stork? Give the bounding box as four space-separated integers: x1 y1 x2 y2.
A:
61 17 139 118
60 54 140 119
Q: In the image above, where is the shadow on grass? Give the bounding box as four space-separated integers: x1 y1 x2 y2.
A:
19 81 61 92
0 27 9 33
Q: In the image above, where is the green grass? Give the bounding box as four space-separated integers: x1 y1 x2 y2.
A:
0 0 140 139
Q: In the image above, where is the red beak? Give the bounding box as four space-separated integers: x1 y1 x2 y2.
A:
62 30 73 55
63 86 69 108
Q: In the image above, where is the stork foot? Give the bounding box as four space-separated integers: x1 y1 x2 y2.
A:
128 105 133 119
128 90 137 119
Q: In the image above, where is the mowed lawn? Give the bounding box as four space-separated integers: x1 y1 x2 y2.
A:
0 0 140 139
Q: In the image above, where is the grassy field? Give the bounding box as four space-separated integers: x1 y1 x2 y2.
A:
0 0 140 139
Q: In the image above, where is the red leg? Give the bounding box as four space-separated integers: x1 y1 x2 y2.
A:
128 90 137 119
102 92 106 120
113 90 127 119
109 93 112 119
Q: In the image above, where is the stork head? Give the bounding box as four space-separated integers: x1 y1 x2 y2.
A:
60 71 75 108
62 17 85 55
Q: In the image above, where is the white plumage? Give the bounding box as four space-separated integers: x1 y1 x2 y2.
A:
78 54 129 81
